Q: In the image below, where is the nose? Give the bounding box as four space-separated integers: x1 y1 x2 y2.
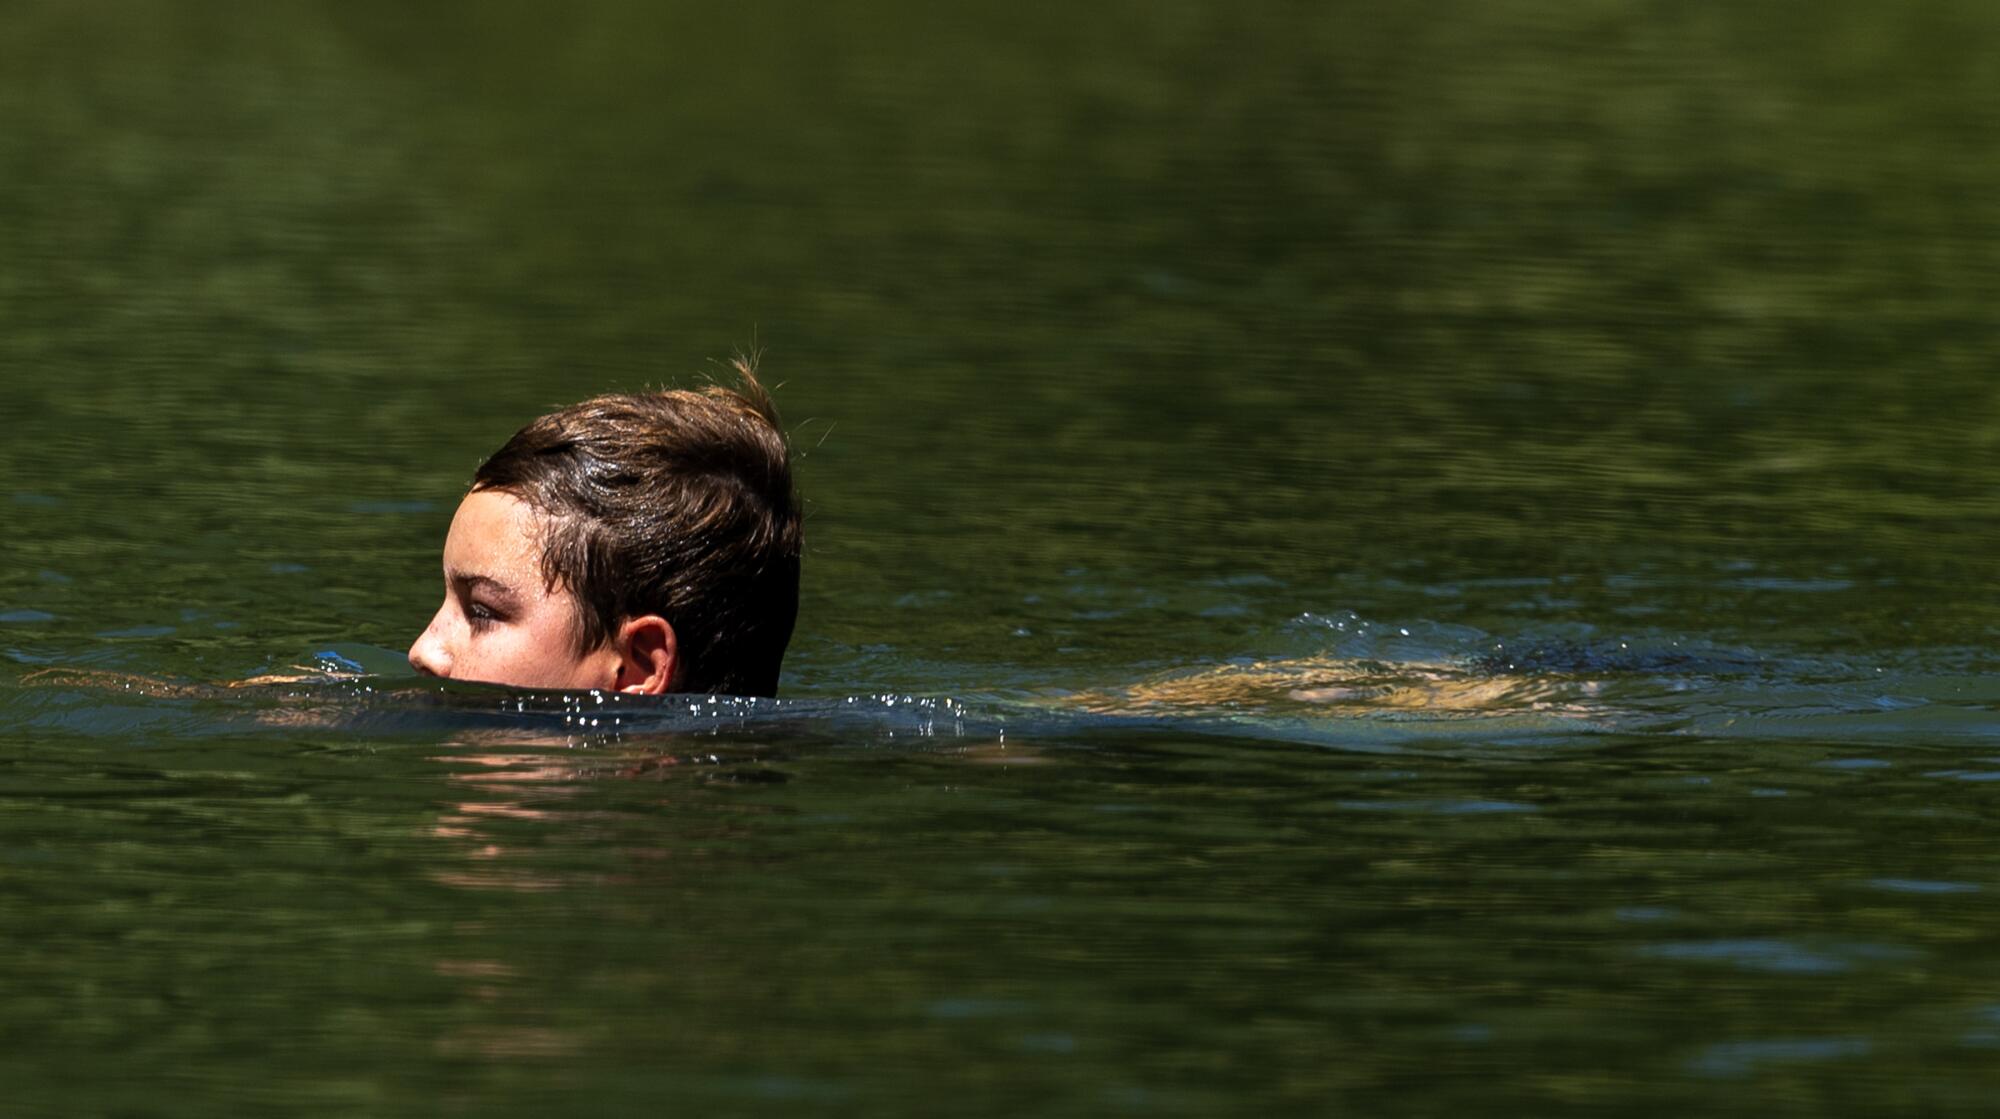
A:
408 605 452 678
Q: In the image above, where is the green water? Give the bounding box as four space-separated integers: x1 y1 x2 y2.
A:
5 0 2000 1113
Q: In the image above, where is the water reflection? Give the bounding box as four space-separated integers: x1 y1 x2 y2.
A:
429 743 581 893
420 730 689 1063
427 728 635 894
421 726 806 895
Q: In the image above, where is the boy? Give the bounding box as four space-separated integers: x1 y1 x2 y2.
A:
406 359 802 697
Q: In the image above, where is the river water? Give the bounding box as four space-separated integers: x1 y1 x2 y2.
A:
4 0 2000 1114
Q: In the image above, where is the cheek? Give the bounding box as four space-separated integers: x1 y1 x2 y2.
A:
475 611 602 688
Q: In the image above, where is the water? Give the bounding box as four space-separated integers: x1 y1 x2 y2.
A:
6 0 2000 1112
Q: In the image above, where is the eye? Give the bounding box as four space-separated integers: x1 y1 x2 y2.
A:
466 600 503 628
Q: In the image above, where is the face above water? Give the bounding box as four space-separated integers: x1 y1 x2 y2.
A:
407 490 619 689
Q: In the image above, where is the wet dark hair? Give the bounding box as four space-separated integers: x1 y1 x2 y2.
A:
470 358 802 697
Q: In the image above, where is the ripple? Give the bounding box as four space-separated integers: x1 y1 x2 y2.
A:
348 500 437 515
1335 799 1538 815
1864 878 1980 894
1636 938 1915 974
97 625 175 639
1613 906 1677 923
926 997 1031 1020
1688 1037 1870 1077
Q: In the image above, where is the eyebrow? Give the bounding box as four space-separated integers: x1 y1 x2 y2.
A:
448 571 523 606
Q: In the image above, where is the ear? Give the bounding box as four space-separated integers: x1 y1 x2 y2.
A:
611 615 678 695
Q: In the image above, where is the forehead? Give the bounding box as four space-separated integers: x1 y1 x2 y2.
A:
444 490 551 582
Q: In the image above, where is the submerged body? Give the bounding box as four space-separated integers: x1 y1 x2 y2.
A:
1070 655 1605 719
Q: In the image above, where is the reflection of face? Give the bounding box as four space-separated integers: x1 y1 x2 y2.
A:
407 490 619 689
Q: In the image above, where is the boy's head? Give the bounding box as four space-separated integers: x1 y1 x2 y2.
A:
407 359 802 696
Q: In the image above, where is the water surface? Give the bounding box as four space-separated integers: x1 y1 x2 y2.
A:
4 0 2000 1113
